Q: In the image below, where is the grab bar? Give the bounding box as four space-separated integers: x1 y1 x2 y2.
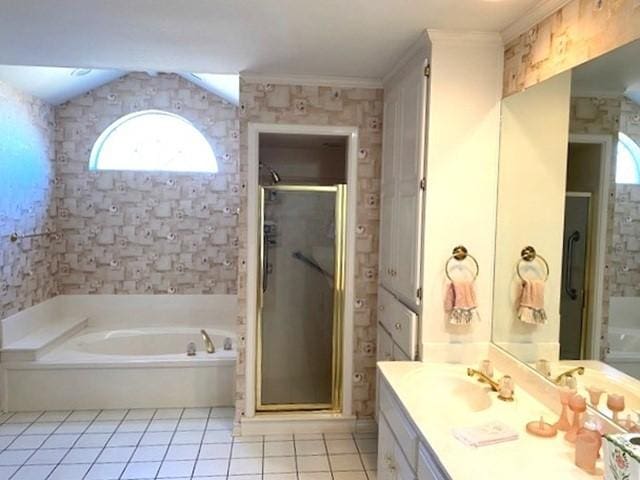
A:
563 231 580 300
292 251 334 281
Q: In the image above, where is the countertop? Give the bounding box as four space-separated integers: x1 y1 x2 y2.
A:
378 361 604 480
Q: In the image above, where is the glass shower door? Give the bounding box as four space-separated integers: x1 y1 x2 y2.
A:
257 185 345 411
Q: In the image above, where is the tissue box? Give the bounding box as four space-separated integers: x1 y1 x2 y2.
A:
604 434 640 480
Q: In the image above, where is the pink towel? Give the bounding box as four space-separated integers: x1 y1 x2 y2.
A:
444 281 478 325
518 279 547 324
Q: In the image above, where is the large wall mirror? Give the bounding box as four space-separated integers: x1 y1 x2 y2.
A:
493 39 640 431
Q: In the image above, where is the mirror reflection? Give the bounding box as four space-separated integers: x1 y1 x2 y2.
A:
493 39 640 431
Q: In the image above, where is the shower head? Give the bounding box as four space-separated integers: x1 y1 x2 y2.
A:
259 162 281 184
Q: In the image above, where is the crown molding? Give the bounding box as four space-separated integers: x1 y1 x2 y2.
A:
240 72 382 89
501 0 573 45
426 29 503 46
382 30 430 87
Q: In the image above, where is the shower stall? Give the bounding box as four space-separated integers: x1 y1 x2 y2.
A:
257 184 346 411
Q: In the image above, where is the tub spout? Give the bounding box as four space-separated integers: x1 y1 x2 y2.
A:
201 329 215 354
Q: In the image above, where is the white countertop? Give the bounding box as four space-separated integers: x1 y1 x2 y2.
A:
378 361 604 480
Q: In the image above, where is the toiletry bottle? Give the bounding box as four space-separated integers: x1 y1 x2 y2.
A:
575 429 599 474
578 416 602 457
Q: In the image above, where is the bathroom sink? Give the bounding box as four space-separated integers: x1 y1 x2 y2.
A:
396 367 493 413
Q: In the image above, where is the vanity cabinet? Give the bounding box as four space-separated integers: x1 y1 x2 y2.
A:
377 376 449 480
379 52 427 311
377 287 418 361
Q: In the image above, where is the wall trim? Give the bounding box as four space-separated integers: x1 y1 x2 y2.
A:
501 0 573 44
427 29 503 46
245 122 359 420
382 30 430 87
240 72 382 90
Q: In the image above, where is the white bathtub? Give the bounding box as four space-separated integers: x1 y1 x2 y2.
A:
1 295 237 411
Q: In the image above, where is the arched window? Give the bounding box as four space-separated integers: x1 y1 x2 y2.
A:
89 110 217 173
616 132 640 184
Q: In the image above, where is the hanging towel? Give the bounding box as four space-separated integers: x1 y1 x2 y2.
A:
518 279 547 324
444 281 478 325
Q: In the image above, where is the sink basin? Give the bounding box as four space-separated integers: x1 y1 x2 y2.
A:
396 368 493 413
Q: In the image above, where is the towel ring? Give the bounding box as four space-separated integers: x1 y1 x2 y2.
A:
516 246 549 281
445 245 479 282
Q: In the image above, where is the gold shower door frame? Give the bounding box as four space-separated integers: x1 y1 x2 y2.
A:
256 185 346 412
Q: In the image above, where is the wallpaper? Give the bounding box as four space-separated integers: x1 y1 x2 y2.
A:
504 0 640 97
54 73 240 295
234 81 383 422
0 81 58 321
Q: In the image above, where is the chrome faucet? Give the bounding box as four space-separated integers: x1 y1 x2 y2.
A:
201 329 215 354
553 366 584 385
467 368 515 401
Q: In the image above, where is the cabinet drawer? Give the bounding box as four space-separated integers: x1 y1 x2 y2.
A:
377 287 417 359
379 382 418 470
393 342 411 361
395 441 417 480
377 325 394 362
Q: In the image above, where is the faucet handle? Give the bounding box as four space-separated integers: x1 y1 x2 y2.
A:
479 359 493 378
497 375 515 401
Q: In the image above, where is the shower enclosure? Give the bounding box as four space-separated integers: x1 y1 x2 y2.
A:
257 185 346 411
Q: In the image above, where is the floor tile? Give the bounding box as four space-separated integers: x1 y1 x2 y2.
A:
6 413 42 423
264 440 294 457
361 452 377 471
76 433 111 448
165 444 200 461
355 437 377 453
66 410 99 422
131 445 168 462
157 460 195 478
326 438 358 454
23 422 59 435
117 420 150 433
172 430 204 445
263 455 296 474
86 421 119 434
42 433 80 449
177 418 207 431
264 433 293 442
11 464 55 480
297 454 330 472
95 410 128 422
48 463 91 480
0 424 27 435
206 418 233 430
210 407 234 418
85 462 127 480
0 437 14 450
264 474 297 480
62 447 102 464
0 449 34 465
228 456 262 475
147 419 178 432
233 435 263 443
0 466 18 480
7 434 47 449
125 409 156 421
333 472 368 480
26 447 68 464
198 443 231 460
36 411 71 422
295 439 326 456
202 429 232 444
55 421 90 434
181 408 210 419
330 453 364 471
121 461 161 479
96 446 135 463
193 458 228 476
153 408 183 420
232 442 262 458
298 473 333 480
107 432 143 447
295 433 324 441
139 431 173 446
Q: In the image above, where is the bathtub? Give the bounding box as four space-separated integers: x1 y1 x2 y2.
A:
1 295 237 411
607 326 640 379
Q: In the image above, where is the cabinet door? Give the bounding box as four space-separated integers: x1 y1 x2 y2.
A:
379 86 401 290
393 60 427 308
377 415 398 480
377 325 394 362
417 443 446 480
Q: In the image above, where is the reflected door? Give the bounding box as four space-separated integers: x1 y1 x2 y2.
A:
257 185 345 411
560 194 590 360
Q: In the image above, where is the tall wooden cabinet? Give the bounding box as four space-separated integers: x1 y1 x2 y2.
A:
377 40 429 363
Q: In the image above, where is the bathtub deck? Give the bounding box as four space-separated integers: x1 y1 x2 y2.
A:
0 408 377 479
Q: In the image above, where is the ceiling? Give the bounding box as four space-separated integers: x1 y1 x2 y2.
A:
0 65 240 105
572 39 640 104
0 0 543 80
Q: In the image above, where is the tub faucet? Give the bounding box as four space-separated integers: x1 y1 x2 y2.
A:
201 329 215 354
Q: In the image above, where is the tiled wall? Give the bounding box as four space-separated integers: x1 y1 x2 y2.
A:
235 81 383 421
0 81 57 320
504 0 640 97
54 73 240 295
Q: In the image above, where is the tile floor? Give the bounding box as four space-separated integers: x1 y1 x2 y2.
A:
0 408 377 480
